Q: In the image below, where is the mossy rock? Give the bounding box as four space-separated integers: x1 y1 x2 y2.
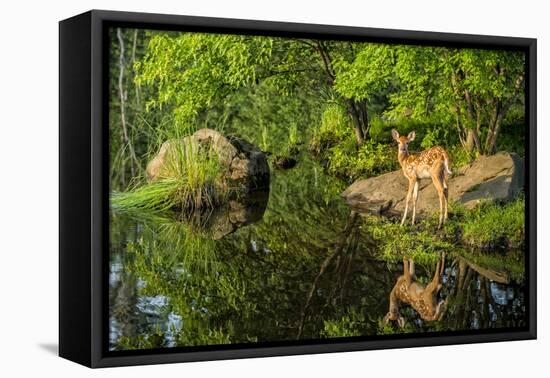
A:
146 128 270 192
342 152 523 216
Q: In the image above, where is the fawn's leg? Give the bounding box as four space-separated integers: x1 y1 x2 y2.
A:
401 178 415 226
433 259 441 286
431 173 445 228
383 285 400 325
438 253 446 290
443 177 449 221
411 180 419 225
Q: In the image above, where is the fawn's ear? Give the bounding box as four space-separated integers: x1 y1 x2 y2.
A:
407 131 416 141
382 312 392 325
397 316 406 328
391 129 400 142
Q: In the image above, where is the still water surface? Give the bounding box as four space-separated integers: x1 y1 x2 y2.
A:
109 158 526 351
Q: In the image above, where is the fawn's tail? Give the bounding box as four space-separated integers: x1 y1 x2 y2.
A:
442 150 452 175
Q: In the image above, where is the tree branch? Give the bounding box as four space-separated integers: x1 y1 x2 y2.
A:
314 40 336 84
256 67 317 82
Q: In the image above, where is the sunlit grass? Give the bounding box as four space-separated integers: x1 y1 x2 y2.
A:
461 195 525 249
361 195 525 265
112 139 228 212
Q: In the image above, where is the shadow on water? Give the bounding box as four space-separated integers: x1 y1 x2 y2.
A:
108 157 526 351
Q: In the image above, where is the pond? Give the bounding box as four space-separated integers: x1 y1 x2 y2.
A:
108 155 526 351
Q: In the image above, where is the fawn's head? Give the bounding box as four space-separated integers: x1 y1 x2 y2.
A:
391 129 416 154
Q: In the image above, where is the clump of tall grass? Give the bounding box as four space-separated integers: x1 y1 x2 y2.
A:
112 139 228 212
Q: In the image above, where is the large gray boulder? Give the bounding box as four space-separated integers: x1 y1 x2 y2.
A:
146 128 270 192
342 151 523 215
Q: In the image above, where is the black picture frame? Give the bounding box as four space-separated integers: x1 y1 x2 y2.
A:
59 9 537 368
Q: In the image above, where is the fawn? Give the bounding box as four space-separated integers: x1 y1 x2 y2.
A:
391 129 451 228
383 255 446 327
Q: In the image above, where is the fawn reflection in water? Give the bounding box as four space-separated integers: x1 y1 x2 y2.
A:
380 251 526 331
383 255 446 328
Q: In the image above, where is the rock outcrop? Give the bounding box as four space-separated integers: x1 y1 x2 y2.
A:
146 128 270 191
342 152 523 215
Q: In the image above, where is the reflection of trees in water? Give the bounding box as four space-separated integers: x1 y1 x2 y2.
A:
108 164 526 349
110 263 138 343
296 211 398 340
297 211 360 339
442 257 526 331
109 218 175 350
109 219 139 348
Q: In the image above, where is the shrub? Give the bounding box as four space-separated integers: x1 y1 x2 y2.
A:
309 104 350 154
462 196 525 249
326 139 398 181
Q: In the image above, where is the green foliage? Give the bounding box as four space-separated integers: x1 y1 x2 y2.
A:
459 247 525 283
377 319 416 335
116 331 166 350
310 104 398 181
320 308 366 338
135 33 273 133
108 28 527 349
310 103 350 152
333 44 395 100
462 196 525 249
325 139 397 181
111 179 185 212
287 122 300 150
448 144 474 168
387 45 525 155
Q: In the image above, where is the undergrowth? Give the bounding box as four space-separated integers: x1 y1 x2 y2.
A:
359 195 525 263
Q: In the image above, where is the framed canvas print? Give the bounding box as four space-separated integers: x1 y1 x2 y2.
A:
59 10 536 368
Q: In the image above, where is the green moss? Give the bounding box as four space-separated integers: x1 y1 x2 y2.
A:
362 216 455 265
360 195 525 264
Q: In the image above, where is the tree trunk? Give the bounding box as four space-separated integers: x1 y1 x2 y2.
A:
483 74 524 155
346 99 366 146
117 28 140 183
314 40 369 146
355 99 370 137
465 128 481 154
131 29 141 109
463 89 482 154
485 111 505 155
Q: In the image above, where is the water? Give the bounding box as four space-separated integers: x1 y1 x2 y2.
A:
109 157 526 351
